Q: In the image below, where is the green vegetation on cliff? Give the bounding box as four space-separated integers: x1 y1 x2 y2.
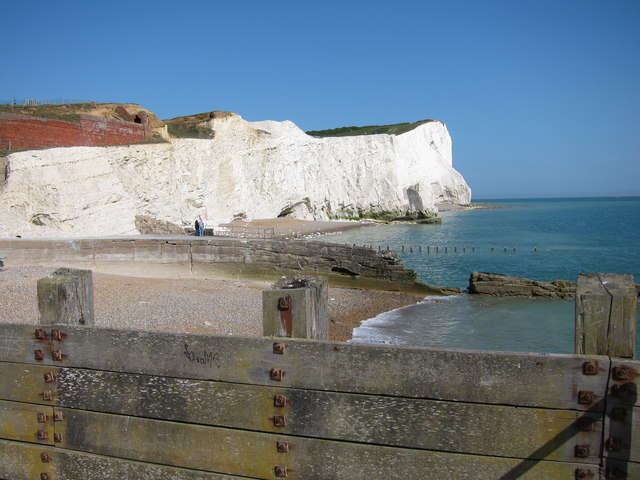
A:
306 119 438 137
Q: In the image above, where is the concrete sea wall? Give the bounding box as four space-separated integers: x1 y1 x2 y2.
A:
0 237 441 294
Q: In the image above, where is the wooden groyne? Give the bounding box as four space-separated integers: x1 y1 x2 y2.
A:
0 272 637 479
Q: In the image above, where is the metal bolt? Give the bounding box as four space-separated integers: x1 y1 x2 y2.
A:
576 417 594 432
274 395 288 407
582 361 598 375
606 437 623 452
577 390 595 405
54 432 63 443
278 297 291 310
37 429 49 440
607 466 626 479
611 407 627 422
40 452 52 463
51 329 63 341
277 441 290 453
52 351 63 361
274 465 288 477
44 372 56 383
611 383 631 399
35 349 45 361
574 468 593 480
54 411 64 422
35 328 46 340
40 473 50 480
273 415 287 427
612 365 631 381
270 368 284 381
273 342 286 355
574 444 591 458
37 412 48 423
42 391 53 401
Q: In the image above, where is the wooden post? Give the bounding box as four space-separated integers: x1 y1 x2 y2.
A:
37 268 95 326
262 276 328 340
575 273 637 358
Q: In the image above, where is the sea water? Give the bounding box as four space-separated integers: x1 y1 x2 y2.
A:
320 197 640 355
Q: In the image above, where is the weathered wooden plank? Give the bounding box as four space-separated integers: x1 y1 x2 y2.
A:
605 458 640 480
0 362 59 405
45 324 609 409
0 324 49 364
55 366 602 462
575 273 637 357
605 405 640 464
609 358 640 408
0 399 54 445
0 439 251 480
0 439 44 480
54 407 599 480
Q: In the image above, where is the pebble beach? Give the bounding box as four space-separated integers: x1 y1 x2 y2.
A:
0 217 427 342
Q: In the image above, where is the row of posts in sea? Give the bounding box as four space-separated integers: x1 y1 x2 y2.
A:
349 244 539 254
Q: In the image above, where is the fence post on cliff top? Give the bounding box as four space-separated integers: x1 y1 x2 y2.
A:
37 268 95 326
575 273 637 358
262 276 328 340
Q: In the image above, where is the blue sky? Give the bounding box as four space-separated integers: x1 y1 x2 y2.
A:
2 0 639 198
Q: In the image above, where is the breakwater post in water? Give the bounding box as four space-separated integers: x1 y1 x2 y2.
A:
380 246 538 254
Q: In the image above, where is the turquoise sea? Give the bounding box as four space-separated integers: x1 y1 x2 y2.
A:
321 197 640 356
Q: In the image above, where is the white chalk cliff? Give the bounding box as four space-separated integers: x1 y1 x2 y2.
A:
0 113 471 237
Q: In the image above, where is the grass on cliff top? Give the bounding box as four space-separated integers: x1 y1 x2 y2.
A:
306 119 438 137
0 103 97 123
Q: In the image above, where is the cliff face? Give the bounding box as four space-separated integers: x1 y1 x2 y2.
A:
0 113 471 237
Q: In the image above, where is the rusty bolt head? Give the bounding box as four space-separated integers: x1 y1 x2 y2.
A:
277 441 290 453
42 390 53 401
612 365 631 381
35 328 46 340
40 452 52 463
606 437 623 452
37 429 49 440
574 444 591 458
610 407 627 422
51 329 63 341
607 466 626 479
274 395 288 407
574 468 593 480
270 368 284 381
40 473 50 480
275 465 288 477
582 361 598 375
278 296 291 311
52 351 63 362
611 383 632 399
54 432 63 443
37 412 48 423
54 411 64 422
273 415 287 427
576 417 594 432
577 390 595 405
273 342 286 355
43 372 56 383
35 349 45 361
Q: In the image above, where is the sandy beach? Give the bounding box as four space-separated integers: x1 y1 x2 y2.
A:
0 218 428 341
